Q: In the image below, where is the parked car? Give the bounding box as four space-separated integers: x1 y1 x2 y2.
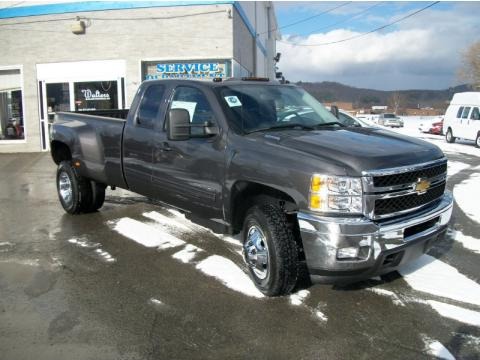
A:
378 113 404 128
50 78 453 296
418 117 443 135
328 108 380 128
443 92 480 147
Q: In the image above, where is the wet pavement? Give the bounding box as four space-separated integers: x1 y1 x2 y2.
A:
0 141 479 360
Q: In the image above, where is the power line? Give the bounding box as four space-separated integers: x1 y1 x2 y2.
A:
258 2 351 35
303 2 383 37
279 1 439 47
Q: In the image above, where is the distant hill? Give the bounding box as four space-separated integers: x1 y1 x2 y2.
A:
297 81 471 110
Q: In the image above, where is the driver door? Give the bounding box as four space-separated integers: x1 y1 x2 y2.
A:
150 85 224 220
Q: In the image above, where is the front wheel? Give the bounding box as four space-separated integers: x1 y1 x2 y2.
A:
476 133 480 148
242 204 299 296
446 128 456 143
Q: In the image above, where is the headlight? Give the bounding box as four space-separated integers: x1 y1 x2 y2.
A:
309 174 363 214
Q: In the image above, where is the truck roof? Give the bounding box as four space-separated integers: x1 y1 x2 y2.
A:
142 78 293 88
450 92 480 105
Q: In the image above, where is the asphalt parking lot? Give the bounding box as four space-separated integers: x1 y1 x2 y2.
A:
0 135 479 359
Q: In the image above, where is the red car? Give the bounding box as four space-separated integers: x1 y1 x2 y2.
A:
419 118 443 135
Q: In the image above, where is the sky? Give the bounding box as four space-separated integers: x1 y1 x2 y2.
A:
274 1 480 90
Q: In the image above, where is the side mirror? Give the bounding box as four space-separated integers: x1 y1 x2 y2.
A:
330 105 339 119
167 108 191 141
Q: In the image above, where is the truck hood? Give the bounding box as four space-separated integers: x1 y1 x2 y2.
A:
253 127 444 175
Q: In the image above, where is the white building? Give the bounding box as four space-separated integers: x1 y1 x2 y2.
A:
0 1 279 152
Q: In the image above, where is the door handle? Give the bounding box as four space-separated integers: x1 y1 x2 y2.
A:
160 142 172 152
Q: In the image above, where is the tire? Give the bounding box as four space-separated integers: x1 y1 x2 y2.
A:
86 181 106 212
242 203 298 296
446 128 455 143
56 161 93 214
476 133 480 148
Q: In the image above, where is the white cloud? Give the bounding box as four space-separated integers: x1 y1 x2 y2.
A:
277 4 479 90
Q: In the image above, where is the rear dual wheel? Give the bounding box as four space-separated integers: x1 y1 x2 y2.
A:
56 161 105 214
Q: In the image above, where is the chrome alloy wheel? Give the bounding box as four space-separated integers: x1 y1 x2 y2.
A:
244 225 269 280
58 171 73 207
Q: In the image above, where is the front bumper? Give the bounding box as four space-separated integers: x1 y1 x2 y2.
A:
298 191 453 284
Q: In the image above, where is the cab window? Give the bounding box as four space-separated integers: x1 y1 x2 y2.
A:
470 107 480 120
170 87 215 136
456 106 464 118
137 85 165 129
461 107 471 119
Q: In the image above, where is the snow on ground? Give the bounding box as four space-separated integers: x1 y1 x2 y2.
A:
196 255 264 298
110 215 261 298
366 288 405 306
68 237 100 249
422 336 455 360
447 161 470 178
94 248 116 263
453 172 480 224
143 211 191 231
447 229 480 254
289 289 310 306
393 117 479 158
399 255 480 307
427 301 480 327
314 309 328 322
171 244 204 264
111 217 185 249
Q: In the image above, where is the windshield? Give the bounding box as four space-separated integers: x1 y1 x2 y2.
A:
214 84 341 133
383 113 397 118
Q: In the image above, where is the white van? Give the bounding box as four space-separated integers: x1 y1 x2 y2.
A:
444 92 480 147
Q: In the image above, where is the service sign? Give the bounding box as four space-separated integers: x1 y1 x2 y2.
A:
143 60 229 80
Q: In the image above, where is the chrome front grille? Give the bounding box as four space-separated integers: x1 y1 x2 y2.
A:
373 163 447 187
362 158 448 220
374 182 446 216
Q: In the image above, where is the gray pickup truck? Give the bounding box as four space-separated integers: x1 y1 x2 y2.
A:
51 78 453 296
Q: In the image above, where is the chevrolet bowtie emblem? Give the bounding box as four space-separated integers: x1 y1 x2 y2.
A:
415 178 431 194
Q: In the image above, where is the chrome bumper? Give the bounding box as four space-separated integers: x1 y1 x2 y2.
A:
297 191 453 284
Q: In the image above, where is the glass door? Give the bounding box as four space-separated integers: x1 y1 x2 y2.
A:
39 82 71 151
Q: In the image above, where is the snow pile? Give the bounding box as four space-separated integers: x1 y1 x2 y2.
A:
453 172 480 224
422 336 455 360
399 255 480 307
289 289 310 306
447 161 470 178
427 300 480 327
195 255 264 298
367 287 405 306
448 229 480 254
172 244 204 264
112 218 185 249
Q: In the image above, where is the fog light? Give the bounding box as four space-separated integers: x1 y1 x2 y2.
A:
337 247 359 259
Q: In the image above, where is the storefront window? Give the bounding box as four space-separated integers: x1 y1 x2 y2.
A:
0 68 24 140
46 83 70 122
74 81 118 111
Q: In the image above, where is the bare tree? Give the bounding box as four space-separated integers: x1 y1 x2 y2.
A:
458 41 480 89
388 92 405 114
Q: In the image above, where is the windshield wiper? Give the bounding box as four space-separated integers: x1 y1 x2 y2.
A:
247 123 315 134
313 121 345 128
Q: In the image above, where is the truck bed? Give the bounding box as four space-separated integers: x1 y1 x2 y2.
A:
53 111 128 188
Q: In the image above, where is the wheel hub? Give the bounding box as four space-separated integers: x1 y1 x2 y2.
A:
58 171 73 207
244 225 269 280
